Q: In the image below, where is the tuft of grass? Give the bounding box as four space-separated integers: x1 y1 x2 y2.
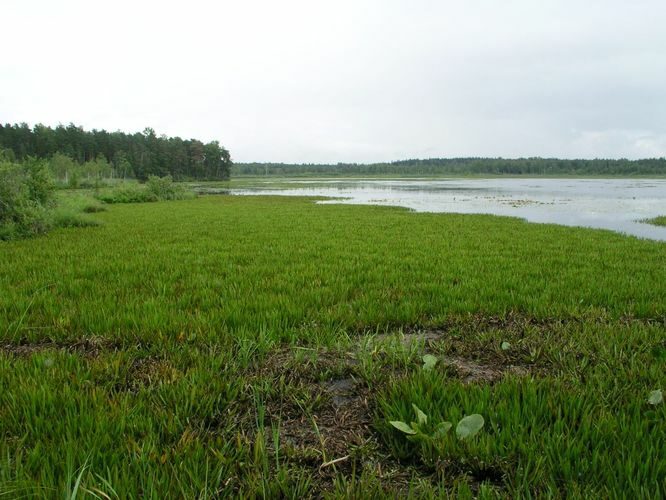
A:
642 215 666 227
82 203 106 214
52 210 100 228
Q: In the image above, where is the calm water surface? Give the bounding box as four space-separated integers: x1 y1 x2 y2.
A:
231 178 666 241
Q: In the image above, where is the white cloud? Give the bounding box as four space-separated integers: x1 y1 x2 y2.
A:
573 130 666 159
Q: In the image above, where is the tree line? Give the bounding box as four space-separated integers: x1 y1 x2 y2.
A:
0 123 232 181
235 157 666 176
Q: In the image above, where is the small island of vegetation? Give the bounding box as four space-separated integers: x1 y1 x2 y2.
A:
644 215 666 226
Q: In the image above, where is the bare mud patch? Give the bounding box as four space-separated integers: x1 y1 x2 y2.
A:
251 346 426 492
275 378 372 463
374 329 444 348
258 348 371 461
442 356 529 384
372 323 539 384
0 336 118 358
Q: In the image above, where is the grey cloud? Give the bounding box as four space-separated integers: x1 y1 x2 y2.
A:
2 0 665 162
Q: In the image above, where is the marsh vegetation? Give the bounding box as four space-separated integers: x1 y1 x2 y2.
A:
1 193 664 497
644 215 666 227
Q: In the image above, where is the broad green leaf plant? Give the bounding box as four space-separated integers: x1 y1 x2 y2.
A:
390 404 485 443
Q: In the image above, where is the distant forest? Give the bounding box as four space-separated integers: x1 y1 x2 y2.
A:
3 122 664 181
236 157 666 177
0 123 232 181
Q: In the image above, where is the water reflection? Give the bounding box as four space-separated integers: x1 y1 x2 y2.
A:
230 178 666 241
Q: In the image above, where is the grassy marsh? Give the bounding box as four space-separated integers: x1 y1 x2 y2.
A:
0 194 665 497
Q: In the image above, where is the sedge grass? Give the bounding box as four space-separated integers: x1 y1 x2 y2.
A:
643 215 666 227
0 194 664 497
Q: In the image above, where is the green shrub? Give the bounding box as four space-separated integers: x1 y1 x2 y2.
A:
146 175 193 200
0 160 100 240
68 170 80 189
49 152 78 186
97 176 192 204
0 160 55 240
146 175 180 200
24 158 56 207
97 185 158 204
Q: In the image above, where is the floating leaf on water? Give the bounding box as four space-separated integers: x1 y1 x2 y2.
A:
422 354 438 371
433 421 453 439
648 389 663 406
456 414 485 439
390 420 417 435
501 341 511 351
412 404 428 425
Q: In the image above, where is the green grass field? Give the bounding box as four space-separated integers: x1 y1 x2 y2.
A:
1 194 665 498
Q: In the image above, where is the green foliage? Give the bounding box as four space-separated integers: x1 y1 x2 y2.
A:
455 414 485 439
648 389 663 405
49 152 78 184
0 122 232 181
0 159 55 240
96 184 158 204
389 404 484 443
77 154 114 187
82 202 106 213
422 354 438 371
97 176 193 204
52 209 100 229
23 158 56 207
0 147 16 162
389 420 417 435
413 403 428 425
377 351 665 496
68 169 80 189
0 163 104 240
146 175 189 200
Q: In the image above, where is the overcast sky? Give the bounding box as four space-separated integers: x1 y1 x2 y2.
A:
2 0 666 163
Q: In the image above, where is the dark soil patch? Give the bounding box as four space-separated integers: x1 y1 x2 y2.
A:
0 336 118 358
274 377 372 462
364 311 663 345
258 347 360 385
373 326 538 384
446 312 569 332
258 348 371 461
253 347 428 492
442 356 529 384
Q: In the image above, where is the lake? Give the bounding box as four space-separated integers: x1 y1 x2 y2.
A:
229 178 666 241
